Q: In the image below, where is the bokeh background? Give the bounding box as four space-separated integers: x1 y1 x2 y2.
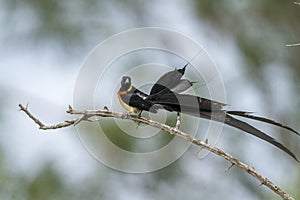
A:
1 0 300 199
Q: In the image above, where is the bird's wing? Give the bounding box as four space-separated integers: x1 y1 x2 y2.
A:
169 79 194 93
148 92 226 112
150 65 187 95
120 90 158 113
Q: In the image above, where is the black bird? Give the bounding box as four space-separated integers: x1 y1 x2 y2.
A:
118 66 299 161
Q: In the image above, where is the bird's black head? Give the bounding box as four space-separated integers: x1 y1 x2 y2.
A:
119 76 132 92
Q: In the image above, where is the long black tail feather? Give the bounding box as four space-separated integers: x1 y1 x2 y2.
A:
199 112 299 161
227 111 300 136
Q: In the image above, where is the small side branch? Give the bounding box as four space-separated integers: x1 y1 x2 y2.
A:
18 104 295 200
19 104 77 130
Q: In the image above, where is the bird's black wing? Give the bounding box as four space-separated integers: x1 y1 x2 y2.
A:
152 91 300 135
150 65 192 95
120 89 158 113
170 79 194 93
148 91 226 112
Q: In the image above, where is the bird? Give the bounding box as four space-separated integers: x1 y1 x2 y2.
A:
117 66 299 161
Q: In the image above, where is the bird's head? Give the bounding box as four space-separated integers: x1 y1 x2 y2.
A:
119 76 132 92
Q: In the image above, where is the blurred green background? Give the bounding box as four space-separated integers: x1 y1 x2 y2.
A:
1 0 300 199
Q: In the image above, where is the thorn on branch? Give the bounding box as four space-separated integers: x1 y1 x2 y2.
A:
67 105 73 113
225 163 235 172
246 166 255 173
103 106 109 111
260 178 269 186
198 138 209 153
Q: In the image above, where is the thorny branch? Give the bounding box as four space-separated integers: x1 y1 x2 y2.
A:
18 103 295 200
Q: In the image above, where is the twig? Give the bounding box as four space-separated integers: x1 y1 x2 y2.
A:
18 103 295 200
19 104 77 129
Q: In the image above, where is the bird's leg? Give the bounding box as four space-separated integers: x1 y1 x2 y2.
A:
175 112 181 130
197 138 209 159
135 111 143 128
137 111 143 118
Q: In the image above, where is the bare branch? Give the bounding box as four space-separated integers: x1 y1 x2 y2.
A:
19 104 78 130
18 103 295 200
